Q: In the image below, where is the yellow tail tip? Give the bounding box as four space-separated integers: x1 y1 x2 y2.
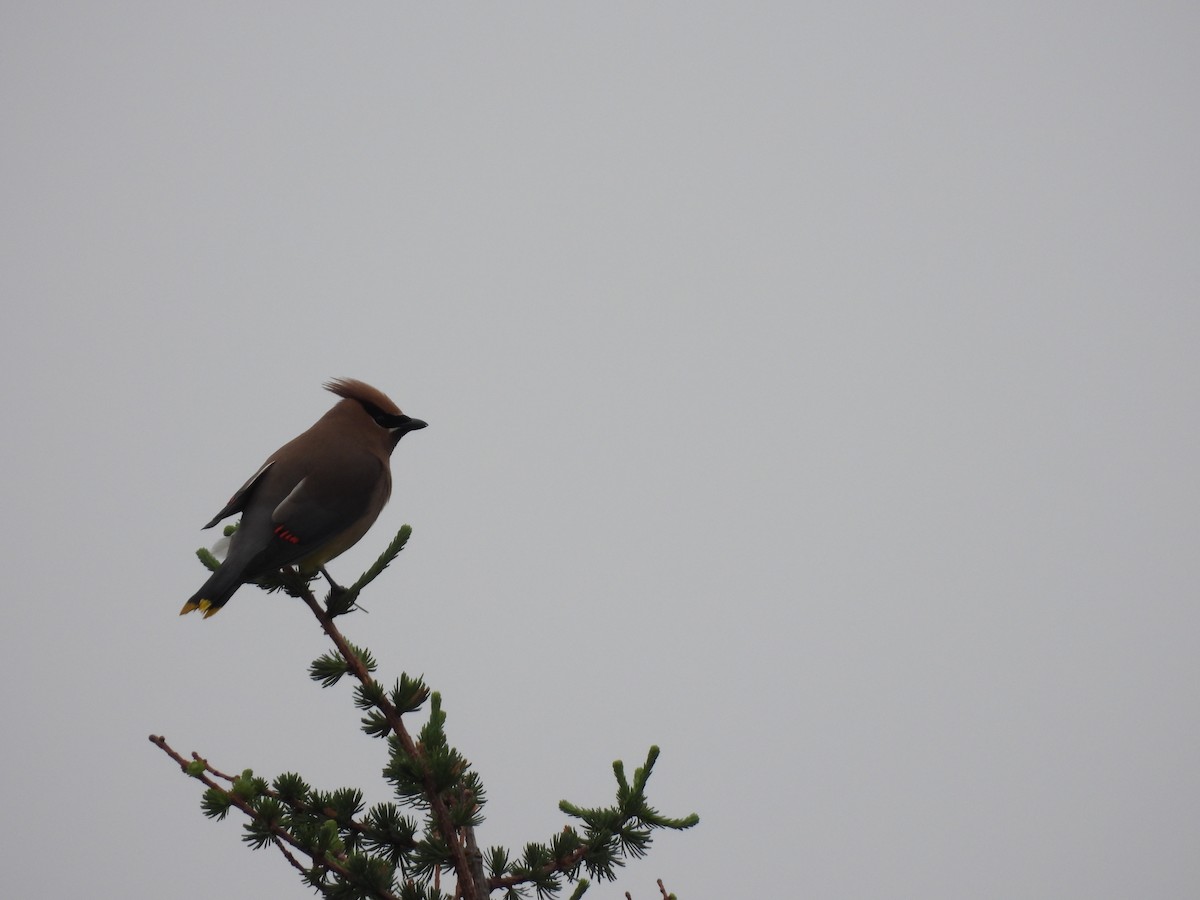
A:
180 598 221 618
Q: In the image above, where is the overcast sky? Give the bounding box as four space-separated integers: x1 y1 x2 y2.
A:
3 3 1198 898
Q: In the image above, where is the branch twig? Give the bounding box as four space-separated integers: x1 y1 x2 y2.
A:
148 734 383 892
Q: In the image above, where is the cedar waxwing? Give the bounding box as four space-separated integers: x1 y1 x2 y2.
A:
181 379 426 619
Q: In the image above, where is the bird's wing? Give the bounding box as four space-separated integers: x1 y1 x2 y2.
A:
268 455 385 547
202 461 275 529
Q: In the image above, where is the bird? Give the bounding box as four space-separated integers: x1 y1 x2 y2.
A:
180 378 427 618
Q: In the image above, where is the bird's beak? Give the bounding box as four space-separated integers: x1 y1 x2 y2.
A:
389 415 428 435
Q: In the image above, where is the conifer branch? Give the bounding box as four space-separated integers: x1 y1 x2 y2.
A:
488 746 696 893
327 526 412 616
161 528 696 899
148 735 384 894
294 577 480 899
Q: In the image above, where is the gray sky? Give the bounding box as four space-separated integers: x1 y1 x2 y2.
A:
3 3 1198 897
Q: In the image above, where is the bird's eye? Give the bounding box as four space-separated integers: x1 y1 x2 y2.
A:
360 402 389 426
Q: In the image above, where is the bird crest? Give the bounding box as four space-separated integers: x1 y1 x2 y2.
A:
325 378 402 416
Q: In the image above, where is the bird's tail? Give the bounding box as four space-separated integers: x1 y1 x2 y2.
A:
180 568 243 619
